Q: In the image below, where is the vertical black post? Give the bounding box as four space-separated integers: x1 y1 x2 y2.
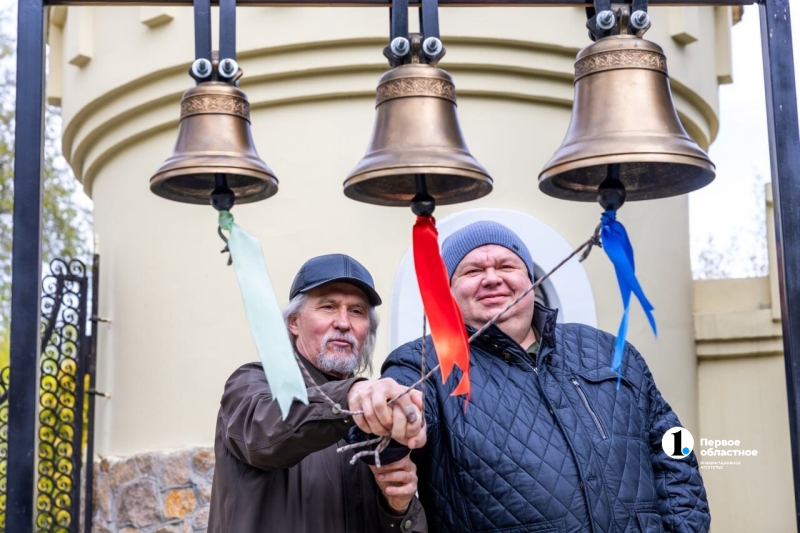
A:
390 0 409 42
760 0 800 526
83 254 101 533
420 0 440 40
8 0 47 531
194 0 212 62
220 0 236 61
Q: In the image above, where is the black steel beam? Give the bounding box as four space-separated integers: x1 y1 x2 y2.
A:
420 0 440 39
8 0 46 531
83 254 101 533
220 0 236 60
42 0 756 6
194 0 212 61
761 0 800 527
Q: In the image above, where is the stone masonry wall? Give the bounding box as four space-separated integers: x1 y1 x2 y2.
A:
92 447 214 533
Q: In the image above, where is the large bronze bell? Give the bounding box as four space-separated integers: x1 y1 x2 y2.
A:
151 81 278 205
344 61 492 206
539 32 715 202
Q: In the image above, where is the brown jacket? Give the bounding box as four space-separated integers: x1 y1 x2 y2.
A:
208 361 427 533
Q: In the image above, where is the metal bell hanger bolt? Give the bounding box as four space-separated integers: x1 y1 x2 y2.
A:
390 36 410 58
191 58 213 81
587 0 650 41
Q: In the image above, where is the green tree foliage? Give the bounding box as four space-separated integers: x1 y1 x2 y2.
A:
0 6 92 359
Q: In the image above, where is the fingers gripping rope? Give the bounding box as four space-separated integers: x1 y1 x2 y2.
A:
333 230 601 465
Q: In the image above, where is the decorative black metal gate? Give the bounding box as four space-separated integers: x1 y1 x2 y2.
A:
0 256 99 533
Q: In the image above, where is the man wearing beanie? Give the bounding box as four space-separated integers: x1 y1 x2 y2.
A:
209 254 427 532
354 221 710 532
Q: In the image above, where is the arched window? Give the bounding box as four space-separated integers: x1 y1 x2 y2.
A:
387 208 597 351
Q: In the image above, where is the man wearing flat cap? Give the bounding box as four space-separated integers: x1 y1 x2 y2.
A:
354 221 710 532
208 254 427 532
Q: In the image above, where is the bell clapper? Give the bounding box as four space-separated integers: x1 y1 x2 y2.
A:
411 174 436 217
212 173 236 265
211 173 236 212
597 164 627 212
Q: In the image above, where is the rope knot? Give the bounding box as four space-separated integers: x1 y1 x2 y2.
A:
218 210 234 232
601 209 617 226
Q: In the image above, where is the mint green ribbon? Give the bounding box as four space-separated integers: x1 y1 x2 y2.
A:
219 210 308 418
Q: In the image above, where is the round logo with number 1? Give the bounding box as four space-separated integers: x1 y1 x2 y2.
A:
662 427 694 459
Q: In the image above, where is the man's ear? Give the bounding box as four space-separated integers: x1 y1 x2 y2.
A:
288 314 300 336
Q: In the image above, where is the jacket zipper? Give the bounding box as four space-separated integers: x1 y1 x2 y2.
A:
570 378 608 440
520 357 538 375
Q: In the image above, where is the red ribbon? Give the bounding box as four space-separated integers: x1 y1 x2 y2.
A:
413 215 471 399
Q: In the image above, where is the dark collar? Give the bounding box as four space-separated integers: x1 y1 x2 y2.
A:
532 301 559 348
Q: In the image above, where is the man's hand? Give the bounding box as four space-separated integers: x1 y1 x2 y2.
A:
347 378 427 449
370 454 419 515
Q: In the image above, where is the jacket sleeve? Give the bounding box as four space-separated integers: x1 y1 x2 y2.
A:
376 492 428 533
219 362 363 470
380 337 440 437
639 347 711 532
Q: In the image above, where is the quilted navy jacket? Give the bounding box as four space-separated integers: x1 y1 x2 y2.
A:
382 303 710 533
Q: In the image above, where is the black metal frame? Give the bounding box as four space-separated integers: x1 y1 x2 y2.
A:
8 0 800 531
82 254 101 533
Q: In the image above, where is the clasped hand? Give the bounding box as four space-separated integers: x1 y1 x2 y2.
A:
347 378 427 449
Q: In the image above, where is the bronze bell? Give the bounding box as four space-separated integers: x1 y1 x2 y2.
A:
344 61 492 206
151 81 278 205
539 32 715 202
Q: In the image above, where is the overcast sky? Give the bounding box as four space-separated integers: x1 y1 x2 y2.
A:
689 4 800 278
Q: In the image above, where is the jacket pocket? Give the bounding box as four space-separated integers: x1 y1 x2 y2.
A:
570 377 607 440
635 511 663 532
575 367 644 439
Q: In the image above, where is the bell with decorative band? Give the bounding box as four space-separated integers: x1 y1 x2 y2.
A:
150 81 278 205
344 60 492 207
539 27 715 202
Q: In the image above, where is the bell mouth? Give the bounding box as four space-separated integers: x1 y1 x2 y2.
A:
539 155 715 202
150 168 278 205
344 168 492 207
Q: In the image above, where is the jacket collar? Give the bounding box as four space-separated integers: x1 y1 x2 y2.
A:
533 302 559 348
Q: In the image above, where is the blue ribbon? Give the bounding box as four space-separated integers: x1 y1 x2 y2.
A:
600 210 657 386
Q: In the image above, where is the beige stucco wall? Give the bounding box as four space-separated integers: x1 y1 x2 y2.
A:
48 5 730 460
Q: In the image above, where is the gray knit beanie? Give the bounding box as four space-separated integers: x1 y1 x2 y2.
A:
442 221 534 281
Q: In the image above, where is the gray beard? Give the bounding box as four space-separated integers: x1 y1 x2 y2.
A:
316 331 360 376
